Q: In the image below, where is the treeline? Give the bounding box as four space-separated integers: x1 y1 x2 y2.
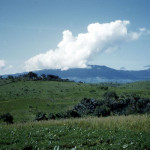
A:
35 92 150 121
0 72 71 82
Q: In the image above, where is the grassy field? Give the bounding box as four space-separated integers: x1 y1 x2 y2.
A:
0 79 150 122
0 79 150 149
0 115 150 149
0 80 105 122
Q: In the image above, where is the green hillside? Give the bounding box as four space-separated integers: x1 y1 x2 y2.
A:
0 78 150 123
0 79 104 122
0 78 150 149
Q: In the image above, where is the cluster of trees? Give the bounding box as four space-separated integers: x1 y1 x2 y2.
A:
22 72 63 81
1 72 71 82
35 92 150 121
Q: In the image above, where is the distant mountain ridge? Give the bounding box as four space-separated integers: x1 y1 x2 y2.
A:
2 65 150 83
33 65 150 83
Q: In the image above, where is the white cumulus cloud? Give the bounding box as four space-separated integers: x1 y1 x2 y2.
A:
25 20 145 71
0 60 6 69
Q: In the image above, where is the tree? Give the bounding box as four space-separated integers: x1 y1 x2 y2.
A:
7 75 14 82
27 72 38 80
47 74 60 81
41 74 46 80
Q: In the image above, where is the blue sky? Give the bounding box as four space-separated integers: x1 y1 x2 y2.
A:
0 0 150 75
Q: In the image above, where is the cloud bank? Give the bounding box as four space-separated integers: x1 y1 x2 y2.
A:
0 60 5 69
25 20 146 71
0 60 15 75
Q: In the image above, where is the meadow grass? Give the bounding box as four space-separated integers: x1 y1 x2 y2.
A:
0 115 150 149
11 115 150 132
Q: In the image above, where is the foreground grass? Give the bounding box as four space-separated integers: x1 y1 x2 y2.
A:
0 115 150 149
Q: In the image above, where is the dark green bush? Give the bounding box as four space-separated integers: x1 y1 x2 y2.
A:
35 96 150 122
55 113 66 119
94 105 110 117
103 91 118 100
35 112 48 121
48 113 56 120
67 110 81 118
79 98 98 114
72 97 150 117
1 113 13 124
100 86 108 90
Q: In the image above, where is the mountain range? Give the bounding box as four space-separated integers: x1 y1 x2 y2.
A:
33 65 150 83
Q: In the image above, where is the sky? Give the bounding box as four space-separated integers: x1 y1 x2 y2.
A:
0 0 150 75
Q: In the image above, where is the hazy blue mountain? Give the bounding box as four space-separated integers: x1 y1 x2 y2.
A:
2 65 150 83
33 65 150 83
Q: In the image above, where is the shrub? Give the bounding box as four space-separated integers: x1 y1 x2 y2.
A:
72 98 98 116
45 97 150 120
35 112 48 121
103 91 118 100
146 102 150 113
94 105 110 117
100 86 108 90
67 110 81 118
1 113 13 124
55 113 66 119
48 113 56 120
80 98 98 114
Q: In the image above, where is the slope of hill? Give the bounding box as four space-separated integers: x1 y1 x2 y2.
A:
0 79 150 149
0 78 150 123
0 80 104 122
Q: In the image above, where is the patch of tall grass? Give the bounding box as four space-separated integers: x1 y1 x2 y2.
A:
4 115 150 132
